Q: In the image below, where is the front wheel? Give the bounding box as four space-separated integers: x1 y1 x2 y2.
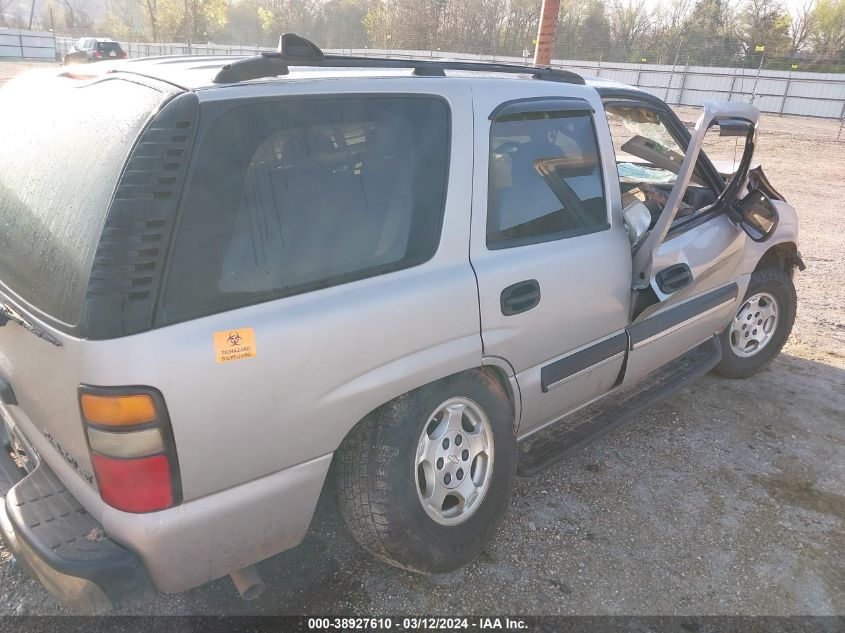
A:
336 370 517 573
714 267 797 379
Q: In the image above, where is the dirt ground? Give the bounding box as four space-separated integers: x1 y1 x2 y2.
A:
0 60 58 85
0 62 843 616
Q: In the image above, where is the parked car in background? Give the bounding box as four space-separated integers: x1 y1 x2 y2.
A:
0 34 802 612
63 38 127 64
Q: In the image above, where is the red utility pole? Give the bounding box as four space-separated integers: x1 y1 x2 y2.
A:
533 0 561 66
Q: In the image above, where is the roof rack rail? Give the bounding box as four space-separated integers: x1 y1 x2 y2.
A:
212 33 584 86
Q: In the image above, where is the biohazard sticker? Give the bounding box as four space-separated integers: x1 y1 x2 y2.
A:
214 328 256 363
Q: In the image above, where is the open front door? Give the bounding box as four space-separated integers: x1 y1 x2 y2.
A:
631 101 760 289
619 101 761 386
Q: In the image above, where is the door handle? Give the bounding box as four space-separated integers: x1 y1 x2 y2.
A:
655 263 693 294
500 279 541 316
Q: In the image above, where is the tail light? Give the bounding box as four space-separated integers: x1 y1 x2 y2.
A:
79 386 181 513
121 51 128 58
94 51 102 59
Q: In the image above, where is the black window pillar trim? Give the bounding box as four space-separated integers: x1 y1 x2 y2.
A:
489 96 594 121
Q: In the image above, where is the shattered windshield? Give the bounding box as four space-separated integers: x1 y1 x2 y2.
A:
610 106 683 153
605 105 685 185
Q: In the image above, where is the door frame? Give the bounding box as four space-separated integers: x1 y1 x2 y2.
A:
469 81 633 436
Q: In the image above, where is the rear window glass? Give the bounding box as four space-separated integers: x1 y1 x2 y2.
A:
0 77 164 325
162 95 450 321
97 42 123 53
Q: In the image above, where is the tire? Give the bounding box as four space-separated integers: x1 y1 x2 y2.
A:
336 370 517 573
714 266 796 379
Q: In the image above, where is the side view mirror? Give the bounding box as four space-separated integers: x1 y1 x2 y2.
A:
623 201 651 249
737 188 778 242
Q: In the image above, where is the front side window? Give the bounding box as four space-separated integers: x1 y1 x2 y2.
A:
162 96 450 322
487 111 608 248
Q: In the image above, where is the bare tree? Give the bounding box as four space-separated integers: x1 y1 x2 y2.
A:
0 0 12 26
136 0 159 41
60 0 93 29
652 0 693 63
62 0 79 28
608 0 654 55
790 0 818 53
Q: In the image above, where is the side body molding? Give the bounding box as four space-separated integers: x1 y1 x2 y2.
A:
536 284 739 403
628 283 739 350
540 332 628 393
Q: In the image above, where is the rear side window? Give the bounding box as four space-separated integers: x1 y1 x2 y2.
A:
487 111 608 248
162 95 450 321
0 77 165 325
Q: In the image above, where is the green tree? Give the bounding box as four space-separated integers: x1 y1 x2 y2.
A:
681 0 742 65
257 0 318 44
185 0 229 42
362 2 391 48
811 0 845 57
741 0 792 60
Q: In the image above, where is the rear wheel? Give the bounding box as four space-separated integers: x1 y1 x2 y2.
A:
715 267 796 378
336 370 516 573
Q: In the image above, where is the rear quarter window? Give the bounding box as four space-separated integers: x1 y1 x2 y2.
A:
161 95 450 322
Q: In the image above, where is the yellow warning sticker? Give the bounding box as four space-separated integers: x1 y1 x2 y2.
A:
213 328 256 364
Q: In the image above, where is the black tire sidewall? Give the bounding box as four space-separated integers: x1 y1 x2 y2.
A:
381 372 516 572
717 268 796 378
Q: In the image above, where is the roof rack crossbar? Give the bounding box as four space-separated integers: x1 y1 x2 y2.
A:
212 54 584 85
211 33 584 85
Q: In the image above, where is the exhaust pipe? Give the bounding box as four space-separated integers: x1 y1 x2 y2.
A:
230 565 266 601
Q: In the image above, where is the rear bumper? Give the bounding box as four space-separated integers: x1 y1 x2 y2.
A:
0 426 151 611
1 399 333 597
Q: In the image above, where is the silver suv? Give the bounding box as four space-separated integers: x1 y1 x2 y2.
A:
0 35 802 610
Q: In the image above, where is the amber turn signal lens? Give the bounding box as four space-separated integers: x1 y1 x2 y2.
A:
80 393 157 426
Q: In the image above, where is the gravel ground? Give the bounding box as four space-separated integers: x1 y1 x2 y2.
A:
0 67 843 616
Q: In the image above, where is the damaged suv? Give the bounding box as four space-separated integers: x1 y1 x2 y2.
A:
0 35 802 610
